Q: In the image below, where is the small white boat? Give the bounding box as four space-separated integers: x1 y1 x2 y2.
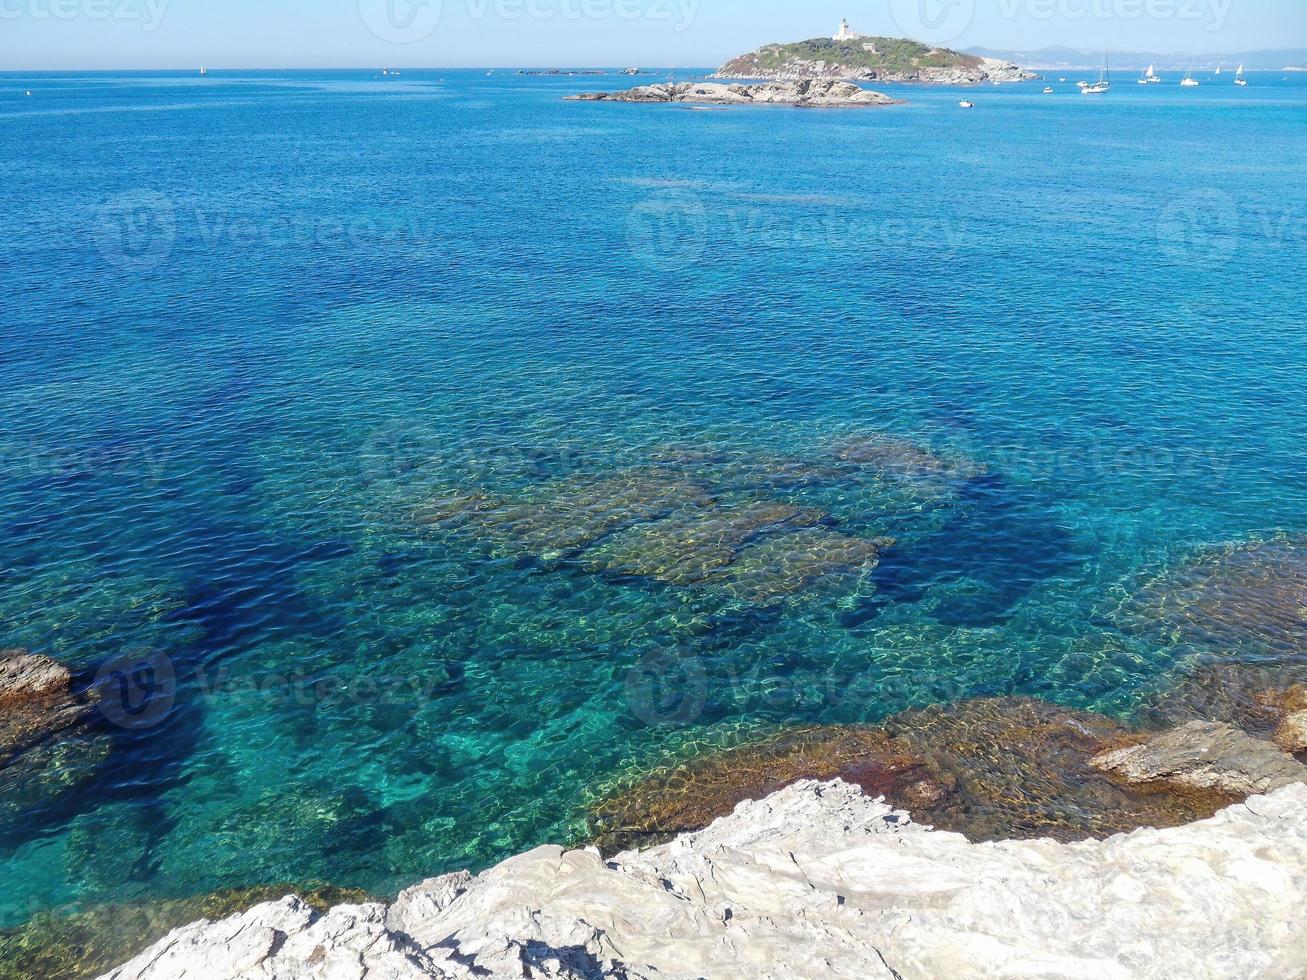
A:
1082 53 1111 94
1144 65 1161 83
958 100 975 109
1059 77 1067 82
1043 86 1054 93
1235 64 1247 86
25 90 32 97
1181 64 1200 87
1215 65 1223 75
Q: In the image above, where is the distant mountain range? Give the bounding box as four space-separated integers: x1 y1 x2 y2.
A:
967 46 1307 71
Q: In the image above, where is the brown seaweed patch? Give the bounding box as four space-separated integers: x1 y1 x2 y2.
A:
879 697 1236 842
0 884 374 980
711 529 891 604
582 501 825 585
1122 537 1307 658
586 726 944 854
588 698 1238 854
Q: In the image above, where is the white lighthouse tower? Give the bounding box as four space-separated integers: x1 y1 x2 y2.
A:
834 18 864 42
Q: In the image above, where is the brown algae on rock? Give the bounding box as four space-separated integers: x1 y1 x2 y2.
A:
587 697 1240 854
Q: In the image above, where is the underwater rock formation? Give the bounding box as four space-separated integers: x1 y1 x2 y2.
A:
587 697 1239 852
415 461 894 607
833 432 983 482
1123 537 1307 658
98 780 1307 980
1091 721 1307 796
580 501 825 585
0 651 110 827
0 651 97 765
587 725 944 854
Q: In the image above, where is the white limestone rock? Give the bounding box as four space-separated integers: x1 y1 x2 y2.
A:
100 779 1307 980
1090 720 1307 795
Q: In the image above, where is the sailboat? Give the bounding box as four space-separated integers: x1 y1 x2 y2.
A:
1235 63 1248 86
199 67 207 76
1145 64 1161 83
1215 65 1223 75
1083 53 1110 94
1181 64 1200 87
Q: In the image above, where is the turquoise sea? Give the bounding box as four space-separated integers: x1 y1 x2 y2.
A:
0 68 1305 926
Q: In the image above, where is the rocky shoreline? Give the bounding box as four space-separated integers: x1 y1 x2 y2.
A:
97 778 1307 979
567 80 902 109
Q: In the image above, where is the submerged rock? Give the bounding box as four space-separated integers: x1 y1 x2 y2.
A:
587 698 1238 852
1123 537 1307 658
97 780 1307 980
1140 662 1307 737
712 529 889 604
0 651 97 765
1091 721 1307 796
587 725 944 854
0 651 109 827
581 501 824 586
879 697 1235 841
419 470 716 560
568 80 902 108
834 432 982 482
0 884 373 980
415 462 891 606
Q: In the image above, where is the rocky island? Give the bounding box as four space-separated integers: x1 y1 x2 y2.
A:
714 22 1032 85
567 80 901 109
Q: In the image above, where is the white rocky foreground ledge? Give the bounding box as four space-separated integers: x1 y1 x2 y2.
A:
100 779 1307 980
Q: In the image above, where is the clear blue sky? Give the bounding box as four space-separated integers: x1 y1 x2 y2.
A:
3 0 1303 70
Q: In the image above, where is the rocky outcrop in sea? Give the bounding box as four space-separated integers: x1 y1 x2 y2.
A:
567 81 902 109
99 778 1307 979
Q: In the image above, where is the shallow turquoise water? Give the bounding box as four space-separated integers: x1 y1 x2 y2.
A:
0 69 1305 924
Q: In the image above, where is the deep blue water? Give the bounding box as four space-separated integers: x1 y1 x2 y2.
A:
1 68 1305 925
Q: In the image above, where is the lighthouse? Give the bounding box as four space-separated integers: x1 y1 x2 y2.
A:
834 18 863 42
